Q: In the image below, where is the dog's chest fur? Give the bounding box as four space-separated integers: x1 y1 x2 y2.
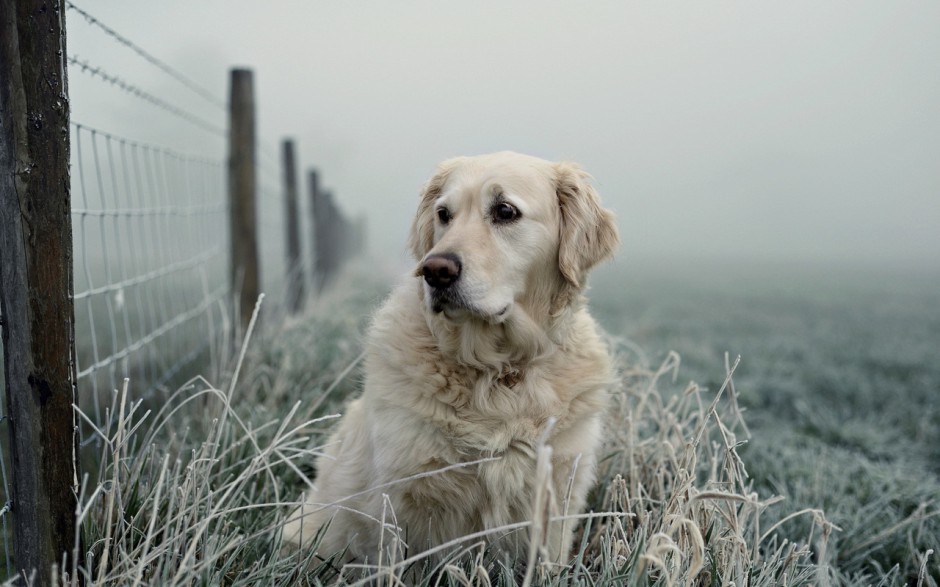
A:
423 359 554 457
367 286 608 454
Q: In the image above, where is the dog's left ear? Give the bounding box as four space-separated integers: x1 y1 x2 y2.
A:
555 162 620 290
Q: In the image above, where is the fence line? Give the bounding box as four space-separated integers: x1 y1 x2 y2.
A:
0 2 365 579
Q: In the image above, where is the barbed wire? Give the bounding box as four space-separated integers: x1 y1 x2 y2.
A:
71 203 225 219
65 1 227 110
68 55 226 138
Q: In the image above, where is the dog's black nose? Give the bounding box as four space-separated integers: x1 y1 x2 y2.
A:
422 254 461 289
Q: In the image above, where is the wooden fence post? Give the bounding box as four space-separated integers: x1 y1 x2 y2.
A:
0 0 80 579
321 190 339 288
228 68 260 334
281 139 304 313
333 194 351 267
308 169 327 291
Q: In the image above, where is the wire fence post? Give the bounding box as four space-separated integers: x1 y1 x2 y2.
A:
228 68 260 334
0 0 80 579
325 191 345 275
307 169 324 291
282 139 303 313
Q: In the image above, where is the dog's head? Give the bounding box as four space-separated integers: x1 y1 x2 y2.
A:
410 152 619 323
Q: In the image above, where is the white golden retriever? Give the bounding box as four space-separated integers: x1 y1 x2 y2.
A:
282 151 619 569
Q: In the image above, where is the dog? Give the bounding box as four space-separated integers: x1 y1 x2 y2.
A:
282 151 619 571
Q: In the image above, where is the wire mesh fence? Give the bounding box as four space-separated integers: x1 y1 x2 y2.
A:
70 123 229 426
0 1 362 579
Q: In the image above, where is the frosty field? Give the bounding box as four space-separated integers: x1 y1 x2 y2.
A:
590 258 940 583
2 257 938 585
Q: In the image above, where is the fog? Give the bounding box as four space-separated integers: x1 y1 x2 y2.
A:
66 1 940 273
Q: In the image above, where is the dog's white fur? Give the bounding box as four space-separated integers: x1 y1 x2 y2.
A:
282 151 619 566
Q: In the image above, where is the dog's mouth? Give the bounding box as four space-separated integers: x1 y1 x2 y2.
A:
428 288 510 323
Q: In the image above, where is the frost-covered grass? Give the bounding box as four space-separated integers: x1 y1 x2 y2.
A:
592 259 940 585
13 260 939 585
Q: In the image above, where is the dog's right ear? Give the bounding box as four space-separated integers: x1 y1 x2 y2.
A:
409 159 459 261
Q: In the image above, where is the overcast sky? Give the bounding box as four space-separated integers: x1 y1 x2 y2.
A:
66 1 940 272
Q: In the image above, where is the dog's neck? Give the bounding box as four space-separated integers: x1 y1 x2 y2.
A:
425 291 580 373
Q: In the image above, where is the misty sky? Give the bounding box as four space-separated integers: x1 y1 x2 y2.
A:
66 2 940 271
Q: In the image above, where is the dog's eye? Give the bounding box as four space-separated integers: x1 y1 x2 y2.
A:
492 202 520 224
436 207 451 225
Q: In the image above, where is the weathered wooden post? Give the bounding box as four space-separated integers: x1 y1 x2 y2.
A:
322 190 340 287
308 169 330 292
306 169 318 289
228 68 260 334
281 139 304 313
337 201 351 266
0 0 80 579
